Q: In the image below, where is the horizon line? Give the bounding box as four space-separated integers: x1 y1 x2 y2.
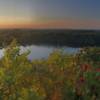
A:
0 28 99 31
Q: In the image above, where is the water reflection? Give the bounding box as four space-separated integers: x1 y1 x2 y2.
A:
0 45 79 60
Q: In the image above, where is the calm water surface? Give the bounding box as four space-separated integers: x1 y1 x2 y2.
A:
0 45 79 60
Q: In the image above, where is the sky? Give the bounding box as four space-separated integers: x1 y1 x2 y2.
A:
0 0 100 29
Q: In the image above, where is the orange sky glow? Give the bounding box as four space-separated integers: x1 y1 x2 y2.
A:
0 0 100 29
0 19 100 29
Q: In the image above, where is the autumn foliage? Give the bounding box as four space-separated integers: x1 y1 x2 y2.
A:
0 40 99 100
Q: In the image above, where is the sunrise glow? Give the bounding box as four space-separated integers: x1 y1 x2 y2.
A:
0 0 100 29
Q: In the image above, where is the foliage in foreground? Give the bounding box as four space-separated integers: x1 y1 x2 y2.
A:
0 40 100 100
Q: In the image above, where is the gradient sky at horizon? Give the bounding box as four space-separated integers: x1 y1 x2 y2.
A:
0 0 100 29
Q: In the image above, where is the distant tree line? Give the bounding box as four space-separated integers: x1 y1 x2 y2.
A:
0 29 100 48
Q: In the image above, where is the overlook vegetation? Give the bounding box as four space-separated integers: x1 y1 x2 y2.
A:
0 40 100 100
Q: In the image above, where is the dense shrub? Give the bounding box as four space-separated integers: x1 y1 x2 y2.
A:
0 40 99 100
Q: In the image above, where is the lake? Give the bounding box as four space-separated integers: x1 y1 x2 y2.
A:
0 45 79 60
0 29 99 60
